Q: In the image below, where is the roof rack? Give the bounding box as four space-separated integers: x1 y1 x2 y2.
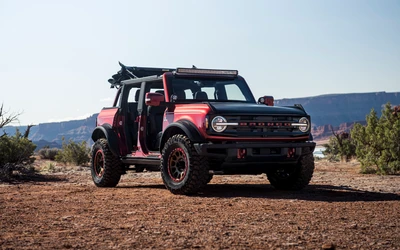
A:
108 62 174 88
108 63 239 88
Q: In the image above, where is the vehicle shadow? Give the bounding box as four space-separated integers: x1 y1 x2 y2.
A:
199 183 400 202
3 173 67 184
125 183 400 202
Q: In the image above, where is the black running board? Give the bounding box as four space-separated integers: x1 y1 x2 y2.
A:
121 156 160 166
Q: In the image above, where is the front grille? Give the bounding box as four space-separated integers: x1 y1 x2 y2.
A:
212 115 305 138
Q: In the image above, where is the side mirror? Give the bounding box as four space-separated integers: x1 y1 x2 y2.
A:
145 92 164 106
258 96 274 106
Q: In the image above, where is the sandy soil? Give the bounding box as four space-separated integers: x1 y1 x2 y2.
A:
1 160 399 249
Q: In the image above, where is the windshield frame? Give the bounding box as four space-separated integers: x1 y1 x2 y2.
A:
164 74 256 104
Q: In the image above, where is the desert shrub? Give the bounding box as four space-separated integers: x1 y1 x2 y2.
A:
0 105 36 181
323 132 356 162
323 137 339 162
351 103 400 174
0 130 36 181
38 147 61 160
55 138 90 166
41 162 56 173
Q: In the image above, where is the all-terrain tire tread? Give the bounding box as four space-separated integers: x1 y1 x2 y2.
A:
160 134 209 195
91 138 122 187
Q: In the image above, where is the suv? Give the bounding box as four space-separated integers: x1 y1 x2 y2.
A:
91 63 316 195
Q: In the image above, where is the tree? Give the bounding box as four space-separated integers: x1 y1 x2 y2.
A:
351 103 400 174
0 103 20 129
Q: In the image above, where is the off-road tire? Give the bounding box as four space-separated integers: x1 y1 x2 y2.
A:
91 138 123 187
267 153 314 190
160 134 209 195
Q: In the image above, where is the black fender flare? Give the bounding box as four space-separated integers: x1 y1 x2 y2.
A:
91 124 120 156
160 120 205 152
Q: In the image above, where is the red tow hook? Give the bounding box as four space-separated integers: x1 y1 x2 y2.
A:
287 148 295 158
237 148 247 159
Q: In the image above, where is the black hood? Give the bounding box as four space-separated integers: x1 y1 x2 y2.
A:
208 102 307 116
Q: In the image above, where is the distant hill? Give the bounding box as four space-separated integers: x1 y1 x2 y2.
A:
4 91 400 148
3 114 97 150
276 91 400 127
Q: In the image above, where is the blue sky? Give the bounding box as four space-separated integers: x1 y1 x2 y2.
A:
0 0 399 125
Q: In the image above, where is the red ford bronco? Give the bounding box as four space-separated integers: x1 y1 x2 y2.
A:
91 63 316 194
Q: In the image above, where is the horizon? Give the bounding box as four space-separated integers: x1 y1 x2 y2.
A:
4 90 398 126
1 0 399 125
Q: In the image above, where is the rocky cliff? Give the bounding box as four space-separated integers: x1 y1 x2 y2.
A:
4 114 97 150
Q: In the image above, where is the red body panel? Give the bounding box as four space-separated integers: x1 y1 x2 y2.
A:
97 108 118 126
132 115 149 157
164 103 210 134
97 107 128 156
162 74 170 102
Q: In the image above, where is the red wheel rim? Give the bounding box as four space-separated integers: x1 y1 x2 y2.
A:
167 148 188 182
93 150 105 177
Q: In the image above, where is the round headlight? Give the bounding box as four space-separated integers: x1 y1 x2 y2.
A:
211 116 227 132
298 117 310 132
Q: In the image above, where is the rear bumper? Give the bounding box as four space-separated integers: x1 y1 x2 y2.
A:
193 141 316 164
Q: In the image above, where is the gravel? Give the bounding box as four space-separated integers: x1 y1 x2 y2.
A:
0 160 399 249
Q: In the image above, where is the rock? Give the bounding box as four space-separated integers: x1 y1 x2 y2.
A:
321 242 335 250
349 223 358 229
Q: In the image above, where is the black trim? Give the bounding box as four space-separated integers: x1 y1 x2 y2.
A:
177 120 205 142
193 141 316 164
121 156 160 166
91 124 120 156
160 120 205 152
109 62 174 87
207 130 311 138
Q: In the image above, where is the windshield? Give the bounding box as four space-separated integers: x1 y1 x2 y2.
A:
166 76 255 103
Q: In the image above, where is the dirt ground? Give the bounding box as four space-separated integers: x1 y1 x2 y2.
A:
1 160 399 250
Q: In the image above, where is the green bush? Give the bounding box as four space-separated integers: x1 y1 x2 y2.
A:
0 130 36 181
55 138 90 166
351 103 400 174
38 147 61 160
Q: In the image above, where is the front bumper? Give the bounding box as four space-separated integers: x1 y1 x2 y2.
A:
193 141 316 165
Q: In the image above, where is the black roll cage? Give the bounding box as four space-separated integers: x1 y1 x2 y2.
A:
108 62 174 88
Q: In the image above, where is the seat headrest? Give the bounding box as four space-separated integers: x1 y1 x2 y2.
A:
194 91 208 100
135 89 140 102
175 89 186 100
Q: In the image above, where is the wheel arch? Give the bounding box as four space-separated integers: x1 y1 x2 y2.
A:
160 120 205 153
91 124 120 156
